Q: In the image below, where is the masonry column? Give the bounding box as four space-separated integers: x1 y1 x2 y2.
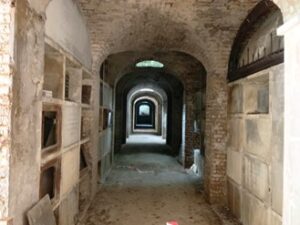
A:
204 71 228 204
0 1 14 224
184 92 194 168
278 14 300 225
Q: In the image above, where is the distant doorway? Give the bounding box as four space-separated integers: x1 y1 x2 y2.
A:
134 99 155 129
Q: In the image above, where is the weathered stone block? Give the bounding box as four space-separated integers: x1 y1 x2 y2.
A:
59 186 79 225
228 118 244 151
271 156 283 215
27 196 56 225
61 147 80 196
245 118 271 161
227 180 241 219
244 155 270 202
244 76 269 114
62 104 81 147
242 190 270 225
227 150 242 184
271 211 282 225
79 174 91 213
270 66 284 216
229 84 243 113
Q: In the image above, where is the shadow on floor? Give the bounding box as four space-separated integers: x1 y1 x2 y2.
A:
121 143 173 155
81 141 223 225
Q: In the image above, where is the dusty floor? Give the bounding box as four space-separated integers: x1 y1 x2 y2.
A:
126 134 166 144
81 140 221 225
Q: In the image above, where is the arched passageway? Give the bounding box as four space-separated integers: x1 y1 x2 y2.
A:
5 1 300 225
134 98 156 130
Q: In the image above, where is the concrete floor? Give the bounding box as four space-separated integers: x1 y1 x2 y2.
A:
81 142 221 225
126 134 166 144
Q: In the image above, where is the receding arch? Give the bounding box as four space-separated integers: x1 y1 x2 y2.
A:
133 98 157 131
114 70 184 155
126 84 168 139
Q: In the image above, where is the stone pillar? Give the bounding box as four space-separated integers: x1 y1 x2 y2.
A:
184 93 194 168
278 14 300 225
0 1 14 224
204 71 228 204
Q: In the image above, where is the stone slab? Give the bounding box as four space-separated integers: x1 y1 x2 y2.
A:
244 155 269 202
62 104 81 147
61 147 80 196
242 190 270 225
228 118 244 151
227 150 242 184
27 195 56 225
271 211 282 225
245 118 271 161
227 180 241 219
59 187 79 225
229 84 243 113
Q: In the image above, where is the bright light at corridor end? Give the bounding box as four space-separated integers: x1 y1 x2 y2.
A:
136 60 164 68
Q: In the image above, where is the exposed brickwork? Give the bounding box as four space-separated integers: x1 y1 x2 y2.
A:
0 0 13 220
204 71 228 203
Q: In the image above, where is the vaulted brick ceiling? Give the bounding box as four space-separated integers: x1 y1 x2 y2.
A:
105 51 206 87
77 0 260 72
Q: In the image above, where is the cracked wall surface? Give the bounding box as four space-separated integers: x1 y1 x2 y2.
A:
0 0 13 224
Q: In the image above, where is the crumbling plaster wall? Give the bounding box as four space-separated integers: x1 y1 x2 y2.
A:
9 1 47 224
9 1 96 225
0 1 13 224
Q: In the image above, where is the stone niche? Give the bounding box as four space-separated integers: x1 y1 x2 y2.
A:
42 104 62 156
40 159 61 205
65 58 82 103
44 44 64 99
40 38 94 225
